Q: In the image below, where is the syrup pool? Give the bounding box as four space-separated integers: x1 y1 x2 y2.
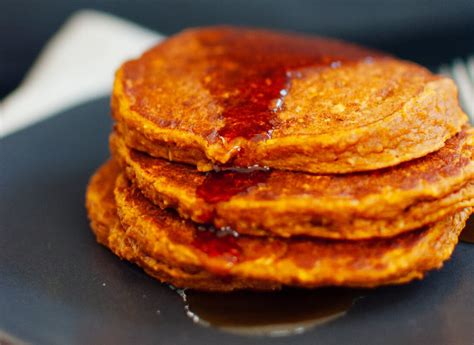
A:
460 215 474 244
177 287 366 336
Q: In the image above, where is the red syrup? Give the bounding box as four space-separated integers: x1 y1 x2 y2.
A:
199 27 378 143
192 225 242 263
194 28 379 204
193 167 269 260
196 168 270 203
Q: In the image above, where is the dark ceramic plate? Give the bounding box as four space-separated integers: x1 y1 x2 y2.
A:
1 98 473 345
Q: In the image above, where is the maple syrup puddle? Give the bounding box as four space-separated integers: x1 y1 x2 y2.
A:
460 215 474 244
176 287 366 336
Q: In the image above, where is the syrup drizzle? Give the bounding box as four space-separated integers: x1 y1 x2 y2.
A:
196 168 270 203
199 28 377 143
195 28 377 203
177 287 366 336
460 215 474 244
192 225 242 263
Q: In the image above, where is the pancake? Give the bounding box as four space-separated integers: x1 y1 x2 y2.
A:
112 26 467 174
85 160 278 291
86 160 471 290
110 127 474 239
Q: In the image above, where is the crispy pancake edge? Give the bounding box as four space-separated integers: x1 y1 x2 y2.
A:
110 128 474 239
86 160 470 289
86 160 281 291
107 165 470 288
86 161 413 291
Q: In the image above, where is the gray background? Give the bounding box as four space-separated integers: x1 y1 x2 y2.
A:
1 0 474 96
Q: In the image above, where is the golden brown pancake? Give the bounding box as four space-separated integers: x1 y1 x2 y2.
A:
86 160 278 290
86 160 471 290
112 26 467 173
110 127 474 239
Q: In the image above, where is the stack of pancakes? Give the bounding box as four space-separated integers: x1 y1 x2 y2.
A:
86 27 473 291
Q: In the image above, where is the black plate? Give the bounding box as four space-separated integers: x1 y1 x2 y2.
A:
1 98 473 345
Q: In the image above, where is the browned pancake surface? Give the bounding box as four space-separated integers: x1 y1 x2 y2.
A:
85 160 471 290
113 26 467 173
111 127 474 239
86 160 279 291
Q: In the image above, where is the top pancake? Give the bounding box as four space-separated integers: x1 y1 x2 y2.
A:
112 26 467 173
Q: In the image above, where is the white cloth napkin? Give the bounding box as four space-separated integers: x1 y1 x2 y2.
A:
0 10 163 138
